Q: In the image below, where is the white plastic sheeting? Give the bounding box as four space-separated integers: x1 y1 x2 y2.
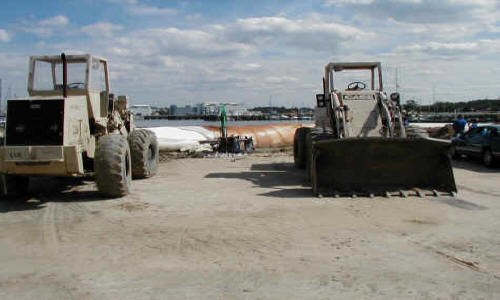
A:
147 123 309 152
148 126 215 152
409 123 451 128
409 122 492 133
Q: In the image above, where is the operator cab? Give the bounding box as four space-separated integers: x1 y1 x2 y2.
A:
322 61 399 104
318 62 402 138
27 54 111 118
28 54 109 96
327 62 383 93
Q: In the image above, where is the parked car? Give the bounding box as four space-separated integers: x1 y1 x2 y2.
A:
450 125 500 167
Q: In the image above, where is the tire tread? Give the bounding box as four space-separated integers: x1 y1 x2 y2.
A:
95 134 131 197
129 129 159 179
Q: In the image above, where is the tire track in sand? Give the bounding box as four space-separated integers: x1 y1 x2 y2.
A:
41 200 90 253
42 202 60 252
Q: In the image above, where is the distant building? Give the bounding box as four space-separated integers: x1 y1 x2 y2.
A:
130 105 153 117
201 102 247 117
170 102 248 117
169 105 201 116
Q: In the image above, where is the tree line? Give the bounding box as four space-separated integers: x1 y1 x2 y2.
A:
403 99 500 113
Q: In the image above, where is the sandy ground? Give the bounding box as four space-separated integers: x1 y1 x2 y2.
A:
0 153 499 299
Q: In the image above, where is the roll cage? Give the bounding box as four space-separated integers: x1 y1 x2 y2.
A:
28 54 110 98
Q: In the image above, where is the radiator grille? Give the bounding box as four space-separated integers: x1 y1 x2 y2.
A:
6 99 64 146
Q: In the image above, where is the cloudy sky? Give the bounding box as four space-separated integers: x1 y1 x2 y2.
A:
0 0 499 107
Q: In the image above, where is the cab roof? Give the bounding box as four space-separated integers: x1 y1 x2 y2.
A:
328 62 381 72
30 54 107 63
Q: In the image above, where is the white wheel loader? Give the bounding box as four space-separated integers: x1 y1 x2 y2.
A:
0 53 159 198
294 62 456 197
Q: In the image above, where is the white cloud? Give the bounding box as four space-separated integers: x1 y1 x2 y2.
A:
233 63 262 71
476 39 500 54
0 53 30 99
86 15 369 67
325 0 499 25
127 5 177 15
120 27 254 58
393 39 500 59
386 18 485 40
4 8 500 105
324 0 421 5
396 41 479 56
21 27 54 38
81 22 124 37
80 15 373 104
0 29 10 42
265 76 299 84
18 15 70 37
216 16 372 52
448 0 497 5
323 0 374 5
104 0 138 3
39 15 69 26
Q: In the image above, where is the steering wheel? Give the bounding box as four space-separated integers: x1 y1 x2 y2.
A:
347 81 366 90
67 82 85 89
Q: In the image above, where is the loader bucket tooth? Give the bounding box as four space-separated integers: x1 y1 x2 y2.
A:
311 138 457 197
415 189 425 198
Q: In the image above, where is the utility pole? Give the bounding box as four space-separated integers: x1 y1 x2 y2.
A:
432 84 436 104
0 78 2 114
395 67 400 93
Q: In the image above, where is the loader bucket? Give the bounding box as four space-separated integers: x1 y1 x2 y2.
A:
311 138 456 197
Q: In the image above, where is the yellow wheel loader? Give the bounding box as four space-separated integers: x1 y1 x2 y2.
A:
294 62 456 197
0 53 159 198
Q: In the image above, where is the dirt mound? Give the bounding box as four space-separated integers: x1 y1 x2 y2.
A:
428 124 454 139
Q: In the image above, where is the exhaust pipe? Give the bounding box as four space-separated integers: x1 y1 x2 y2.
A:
61 53 67 98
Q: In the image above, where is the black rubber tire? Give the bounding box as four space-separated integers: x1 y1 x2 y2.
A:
304 130 313 182
129 129 159 179
294 127 308 168
95 134 132 197
0 174 29 200
482 148 495 168
311 148 320 197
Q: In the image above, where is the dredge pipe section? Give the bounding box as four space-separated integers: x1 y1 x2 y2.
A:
204 123 312 148
149 123 313 151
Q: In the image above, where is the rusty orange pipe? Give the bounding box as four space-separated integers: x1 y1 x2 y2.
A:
203 123 313 148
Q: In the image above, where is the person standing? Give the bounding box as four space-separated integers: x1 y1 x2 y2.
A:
453 114 467 136
403 116 409 127
470 118 478 129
